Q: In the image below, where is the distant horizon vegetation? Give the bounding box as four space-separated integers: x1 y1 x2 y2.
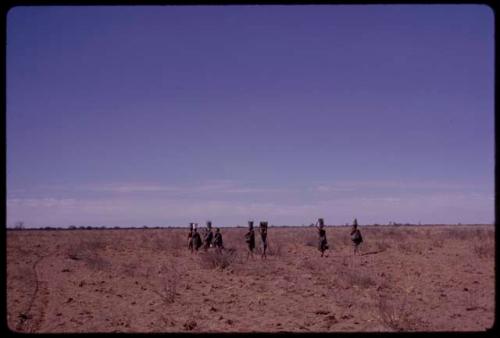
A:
6 221 494 231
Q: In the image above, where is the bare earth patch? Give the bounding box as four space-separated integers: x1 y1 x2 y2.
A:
6 225 494 332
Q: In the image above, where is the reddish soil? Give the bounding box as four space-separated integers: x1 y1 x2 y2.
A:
6 225 495 332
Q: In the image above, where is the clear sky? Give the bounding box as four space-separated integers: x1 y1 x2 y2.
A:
6 5 494 227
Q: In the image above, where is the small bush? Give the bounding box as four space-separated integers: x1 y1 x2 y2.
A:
473 228 494 243
200 248 238 270
85 255 112 271
336 265 376 289
375 241 391 252
397 243 422 255
424 229 432 238
121 262 140 277
473 241 495 259
66 238 110 271
377 291 419 331
166 231 184 251
385 229 407 241
267 241 283 257
345 270 376 289
146 231 184 252
157 263 179 304
300 259 316 271
143 262 180 305
443 228 471 241
432 239 444 249
304 233 318 247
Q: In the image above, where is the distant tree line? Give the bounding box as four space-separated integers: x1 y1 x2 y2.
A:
7 223 184 231
7 222 475 231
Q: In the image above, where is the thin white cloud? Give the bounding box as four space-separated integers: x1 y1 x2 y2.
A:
82 183 181 193
6 190 494 228
313 185 355 193
312 179 491 194
7 197 78 208
79 180 290 195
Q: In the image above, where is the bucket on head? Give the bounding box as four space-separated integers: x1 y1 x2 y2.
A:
207 221 212 229
248 221 254 228
260 221 268 228
318 218 324 227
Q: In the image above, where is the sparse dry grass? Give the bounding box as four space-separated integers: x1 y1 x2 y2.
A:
360 239 391 254
142 231 184 253
375 241 392 252
142 262 181 305
200 248 238 270
473 240 495 259
332 256 377 290
338 266 376 289
377 291 417 331
66 237 111 271
383 228 408 241
120 261 141 278
6 225 495 332
397 242 423 255
442 228 474 241
157 263 180 304
431 239 444 248
304 233 317 247
267 241 284 257
375 268 426 331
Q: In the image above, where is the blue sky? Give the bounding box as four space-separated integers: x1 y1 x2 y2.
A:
6 5 494 227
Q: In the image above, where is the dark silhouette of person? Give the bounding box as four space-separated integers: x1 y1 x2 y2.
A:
245 221 256 259
259 221 268 260
204 221 214 251
187 223 194 251
350 218 363 255
316 218 329 257
213 228 224 253
192 225 202 252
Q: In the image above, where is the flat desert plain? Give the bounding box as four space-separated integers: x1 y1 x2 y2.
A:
6 225 495 332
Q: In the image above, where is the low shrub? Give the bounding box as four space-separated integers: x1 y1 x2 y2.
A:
473 240 495 259
66 238 111 271
200 248 238 270
377 290 420 331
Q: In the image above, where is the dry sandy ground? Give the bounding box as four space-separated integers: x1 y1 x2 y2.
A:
6 225 495 333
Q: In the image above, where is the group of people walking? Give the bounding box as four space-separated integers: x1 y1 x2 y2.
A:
244 221 268 259
187 221 224 253
316 218 363 257
186 218 363 257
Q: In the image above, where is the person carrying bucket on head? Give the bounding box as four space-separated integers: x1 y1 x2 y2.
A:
213 228 224 253
259 221 268 260
187 223 194 252
192 223 202 252
204 221 214 251
350 218 363 255
245 221 256 259
316 218 329 257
